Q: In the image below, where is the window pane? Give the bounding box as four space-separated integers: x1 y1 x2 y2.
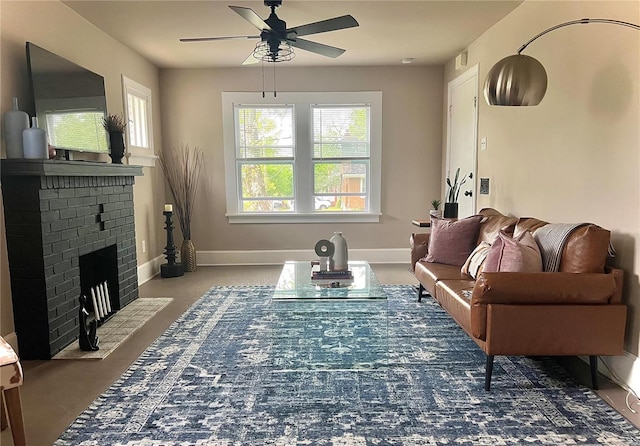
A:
236 106 294 158
339 195 367 212
314 161 368 212
313 106 370 158
240 163 294 198
127 92 149 148
242 199 294 212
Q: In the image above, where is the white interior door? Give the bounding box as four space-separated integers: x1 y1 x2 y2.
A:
446 65 478 218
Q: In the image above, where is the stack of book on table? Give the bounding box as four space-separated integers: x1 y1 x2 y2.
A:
311 269 353 280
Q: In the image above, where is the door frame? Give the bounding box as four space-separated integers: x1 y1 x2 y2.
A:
445 64 479 216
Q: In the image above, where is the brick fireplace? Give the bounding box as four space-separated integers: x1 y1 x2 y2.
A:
1 159 143 359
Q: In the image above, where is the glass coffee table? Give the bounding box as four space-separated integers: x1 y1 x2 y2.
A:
272 260 387 300
270 261 388 370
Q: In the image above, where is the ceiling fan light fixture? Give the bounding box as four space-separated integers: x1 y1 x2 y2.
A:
253 40 295 62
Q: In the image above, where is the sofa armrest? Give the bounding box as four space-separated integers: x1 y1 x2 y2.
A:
410 233 431 272
470 272 619 341
472 272 617 306
606 266 624 304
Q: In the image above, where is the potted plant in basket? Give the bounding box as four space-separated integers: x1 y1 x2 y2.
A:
102 114 127 164
444 167 470 218
157 144 204 272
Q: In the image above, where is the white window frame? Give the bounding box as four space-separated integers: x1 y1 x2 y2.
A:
222 91 382 224
121 75 156 167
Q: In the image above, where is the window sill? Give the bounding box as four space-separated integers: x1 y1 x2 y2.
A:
126 152 157 167
226 212 382 224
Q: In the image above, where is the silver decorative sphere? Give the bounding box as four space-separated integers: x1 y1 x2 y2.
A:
483 54 548 106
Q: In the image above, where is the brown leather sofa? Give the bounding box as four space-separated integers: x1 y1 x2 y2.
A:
410 208 627 390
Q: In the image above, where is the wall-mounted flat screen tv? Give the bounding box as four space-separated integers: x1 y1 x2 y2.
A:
26 42 108 154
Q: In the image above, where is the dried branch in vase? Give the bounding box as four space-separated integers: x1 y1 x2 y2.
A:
157 144 204 240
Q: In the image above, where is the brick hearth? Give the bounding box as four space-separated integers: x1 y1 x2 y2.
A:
1 159 143 359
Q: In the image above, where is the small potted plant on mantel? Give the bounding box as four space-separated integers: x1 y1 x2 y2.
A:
430 199 442 218
102 114 127 164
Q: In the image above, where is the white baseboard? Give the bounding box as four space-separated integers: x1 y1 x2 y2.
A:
196 248 411 266
137 248 410 280
137 255 164 285
596 352 640 397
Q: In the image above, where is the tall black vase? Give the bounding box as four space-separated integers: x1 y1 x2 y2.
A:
109 131 125 164
443 202 458 218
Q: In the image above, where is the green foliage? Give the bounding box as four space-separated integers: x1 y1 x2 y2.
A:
431 199 441 210
446 168 470 203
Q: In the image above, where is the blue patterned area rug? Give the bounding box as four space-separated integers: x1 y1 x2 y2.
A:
56 285 639 445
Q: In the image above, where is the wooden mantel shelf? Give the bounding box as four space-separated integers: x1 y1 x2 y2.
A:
0 159 143 177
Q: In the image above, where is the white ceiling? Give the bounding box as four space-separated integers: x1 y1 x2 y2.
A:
62 0 522 69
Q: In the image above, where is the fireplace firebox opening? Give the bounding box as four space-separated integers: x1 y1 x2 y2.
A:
79 244 119 323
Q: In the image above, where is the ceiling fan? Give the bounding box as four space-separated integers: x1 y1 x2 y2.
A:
180 0 359 64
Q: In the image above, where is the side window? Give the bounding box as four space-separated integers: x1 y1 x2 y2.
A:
122 75 155 166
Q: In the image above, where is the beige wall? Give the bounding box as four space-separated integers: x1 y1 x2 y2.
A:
443 0 640 358
0 0 166 337
159 65 443 251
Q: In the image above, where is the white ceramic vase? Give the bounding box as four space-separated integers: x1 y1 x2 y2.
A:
23 117 48 159
330 231 349 271
3 97 29 158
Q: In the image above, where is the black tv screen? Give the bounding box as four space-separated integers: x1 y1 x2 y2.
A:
26 42 108 154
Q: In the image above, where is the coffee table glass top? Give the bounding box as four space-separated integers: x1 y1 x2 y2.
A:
272 260 386 300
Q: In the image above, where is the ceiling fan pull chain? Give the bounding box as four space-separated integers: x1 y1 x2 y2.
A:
273 62 277 97
261 60 266 98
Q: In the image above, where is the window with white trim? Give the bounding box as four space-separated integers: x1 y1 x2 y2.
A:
222 92 382 223
122 75 155 166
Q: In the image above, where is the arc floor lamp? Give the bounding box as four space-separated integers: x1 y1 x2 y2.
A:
484 18 640 106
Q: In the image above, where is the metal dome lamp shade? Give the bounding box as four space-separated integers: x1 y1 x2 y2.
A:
484 18 640 106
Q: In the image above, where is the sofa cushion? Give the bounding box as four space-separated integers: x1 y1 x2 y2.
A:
559 225 610 273
461 241 491 279
425 215 483 266
435 279 476 336
415 261 472 296
477 208 518 245
483 230 542 273
514 217 548 237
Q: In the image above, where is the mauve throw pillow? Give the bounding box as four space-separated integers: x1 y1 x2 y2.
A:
483 230 543 273
425 215 483 266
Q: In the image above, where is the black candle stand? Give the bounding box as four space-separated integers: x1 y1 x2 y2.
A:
161 210 184 278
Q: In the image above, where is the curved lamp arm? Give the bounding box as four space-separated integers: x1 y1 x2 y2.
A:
485 17 640 106
517 18 640 54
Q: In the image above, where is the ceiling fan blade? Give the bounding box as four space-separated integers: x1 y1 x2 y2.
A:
288 38 345 58
180 35 260 42
229 6 273 32
242 52 260 65
288 15 359 37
